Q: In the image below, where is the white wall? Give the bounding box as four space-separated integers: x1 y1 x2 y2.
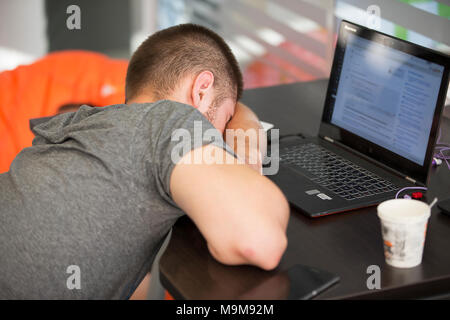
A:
130 0 158 54
0 0 48 71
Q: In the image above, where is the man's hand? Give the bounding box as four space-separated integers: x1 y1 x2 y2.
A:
224 103 267 174
170 145 289 270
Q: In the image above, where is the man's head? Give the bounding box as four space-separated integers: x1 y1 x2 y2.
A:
125 24 243 132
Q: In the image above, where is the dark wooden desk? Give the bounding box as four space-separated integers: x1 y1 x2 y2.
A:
160 80 450 299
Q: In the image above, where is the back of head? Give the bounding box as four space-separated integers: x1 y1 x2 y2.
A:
125 24 243 104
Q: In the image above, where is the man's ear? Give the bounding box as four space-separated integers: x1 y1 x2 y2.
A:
191 71 215 112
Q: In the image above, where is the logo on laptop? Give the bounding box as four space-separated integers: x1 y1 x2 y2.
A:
305 189 332 200
344 25 357 33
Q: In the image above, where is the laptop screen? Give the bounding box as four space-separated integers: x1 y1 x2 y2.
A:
329 33 445 166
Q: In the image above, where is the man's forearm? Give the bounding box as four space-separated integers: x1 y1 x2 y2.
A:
224 103 267 173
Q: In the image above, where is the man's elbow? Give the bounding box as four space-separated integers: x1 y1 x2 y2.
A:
240 192 289 270
208 185 290 270
238 230 288 270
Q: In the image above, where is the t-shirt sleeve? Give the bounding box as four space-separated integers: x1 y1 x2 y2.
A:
132 100 235 207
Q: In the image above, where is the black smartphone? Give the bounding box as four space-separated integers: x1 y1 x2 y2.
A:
437 198 450 216
286 264 340 300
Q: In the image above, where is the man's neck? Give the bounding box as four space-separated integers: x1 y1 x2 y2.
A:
126 95 156 105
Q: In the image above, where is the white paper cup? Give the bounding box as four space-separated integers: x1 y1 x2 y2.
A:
377 199 430 268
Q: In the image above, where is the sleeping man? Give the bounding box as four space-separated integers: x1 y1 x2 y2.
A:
0 24 289 299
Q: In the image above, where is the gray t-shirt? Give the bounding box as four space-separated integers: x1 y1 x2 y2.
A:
0 100 229 299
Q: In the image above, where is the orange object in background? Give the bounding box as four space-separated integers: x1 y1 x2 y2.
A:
0 50 128 173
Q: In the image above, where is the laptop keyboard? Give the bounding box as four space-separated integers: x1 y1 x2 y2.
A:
280 143 398 201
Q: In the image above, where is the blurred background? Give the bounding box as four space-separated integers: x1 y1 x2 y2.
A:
0 0 449 173
1 0 449 86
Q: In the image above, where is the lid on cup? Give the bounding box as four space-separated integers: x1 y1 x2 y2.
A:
377 199 431 224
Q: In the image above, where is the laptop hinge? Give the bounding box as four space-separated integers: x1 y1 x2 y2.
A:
405 176 417 184
324 136 334 143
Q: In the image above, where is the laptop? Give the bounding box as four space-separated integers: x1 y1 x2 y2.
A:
269 20 450 218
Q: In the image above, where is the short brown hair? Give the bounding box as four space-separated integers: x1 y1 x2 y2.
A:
125 24 243 104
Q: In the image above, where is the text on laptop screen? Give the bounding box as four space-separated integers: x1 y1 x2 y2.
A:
330 33 444 166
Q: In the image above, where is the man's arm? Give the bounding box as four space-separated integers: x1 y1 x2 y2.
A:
170 145 289 270
224 103 267 173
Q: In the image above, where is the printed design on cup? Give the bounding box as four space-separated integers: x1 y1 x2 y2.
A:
381 227 406 259
377 199 431 269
